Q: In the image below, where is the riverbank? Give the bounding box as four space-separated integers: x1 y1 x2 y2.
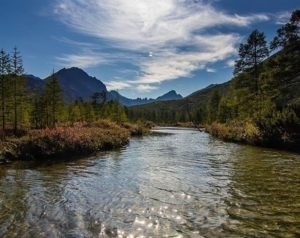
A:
0 120 151 162
205 121 300 152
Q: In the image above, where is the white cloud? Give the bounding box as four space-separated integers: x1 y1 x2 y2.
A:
55 0 268 51
56 53 107 68
206 67 216 73
136 84 158 93
136 34 238 84
54 0 269 92
226 59 236 68
106 81 132 91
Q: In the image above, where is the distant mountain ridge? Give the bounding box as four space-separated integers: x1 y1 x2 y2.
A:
25 67 183 106
156 90 182 101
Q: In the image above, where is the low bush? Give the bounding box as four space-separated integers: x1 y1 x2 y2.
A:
0 120 130 161
205 120 261 144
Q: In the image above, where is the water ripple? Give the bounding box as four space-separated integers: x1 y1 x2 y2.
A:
0 128 299 237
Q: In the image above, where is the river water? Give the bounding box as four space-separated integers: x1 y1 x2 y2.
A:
0 128 299 237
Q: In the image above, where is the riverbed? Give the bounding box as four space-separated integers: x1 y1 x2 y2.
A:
0 128 299 237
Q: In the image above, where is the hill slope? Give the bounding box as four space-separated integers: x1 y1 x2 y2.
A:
128 41 300 150
128 82 230 122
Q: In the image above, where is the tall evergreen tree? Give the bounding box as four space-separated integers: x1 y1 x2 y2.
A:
208 90 221 123
234 30 269 84
44 71 64 127
11 47 24 134
31 95 45 129
0 49 11 139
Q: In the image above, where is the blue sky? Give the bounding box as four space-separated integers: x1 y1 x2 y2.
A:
0 0 298 98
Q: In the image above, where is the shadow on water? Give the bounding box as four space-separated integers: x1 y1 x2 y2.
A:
224 146 300 237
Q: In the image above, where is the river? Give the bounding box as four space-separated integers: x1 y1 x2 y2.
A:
0 128 299 237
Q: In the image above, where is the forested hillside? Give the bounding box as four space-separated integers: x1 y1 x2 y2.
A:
129 10 300 149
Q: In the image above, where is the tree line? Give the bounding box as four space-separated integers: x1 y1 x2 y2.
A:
0 47 26 139
187 10 300 145
0 49 128 140
203 10 300 125
129 10 300 132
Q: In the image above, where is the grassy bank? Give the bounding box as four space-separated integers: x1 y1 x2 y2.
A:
205 121 300 152
0 120 151 162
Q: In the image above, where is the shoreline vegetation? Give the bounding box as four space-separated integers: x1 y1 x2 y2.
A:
0 120 152 163
204 122 300 152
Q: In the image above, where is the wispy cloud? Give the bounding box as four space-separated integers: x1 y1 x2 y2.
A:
226 59 236 68
56 53 107 68
206 67 216 73
136 34 238 84
54 36 99 48
136 84 158 93
54 0 269 92
274 11 291 25
55 0 268 50
106 81 132 91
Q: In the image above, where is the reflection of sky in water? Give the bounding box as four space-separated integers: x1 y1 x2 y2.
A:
0 128 299 237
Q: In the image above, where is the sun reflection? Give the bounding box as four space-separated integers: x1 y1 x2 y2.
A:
99 223 106 236
134 217 146 225
117 229 125 236
147 222 153 228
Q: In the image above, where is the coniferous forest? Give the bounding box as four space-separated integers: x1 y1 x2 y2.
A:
128 10 300 150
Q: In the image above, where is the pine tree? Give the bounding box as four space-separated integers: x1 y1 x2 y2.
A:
84 103 96 123
68 103 82 124
11 47 24 134
270 10 300 50
208 90 221 123
31 96 45 129
234 30 269 84
0 49 11 139
44 71 64 127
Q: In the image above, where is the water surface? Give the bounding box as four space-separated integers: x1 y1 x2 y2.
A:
0 128 299 237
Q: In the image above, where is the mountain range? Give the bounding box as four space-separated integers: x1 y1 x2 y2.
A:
25 67 183 106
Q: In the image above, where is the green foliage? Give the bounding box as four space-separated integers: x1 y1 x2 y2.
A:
11 47 25 133
0 48 29 137
43 71 64 127
234 30 269 81
208 90 221 123
100 101 128 123
0 49 11 139
270 10 300 50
